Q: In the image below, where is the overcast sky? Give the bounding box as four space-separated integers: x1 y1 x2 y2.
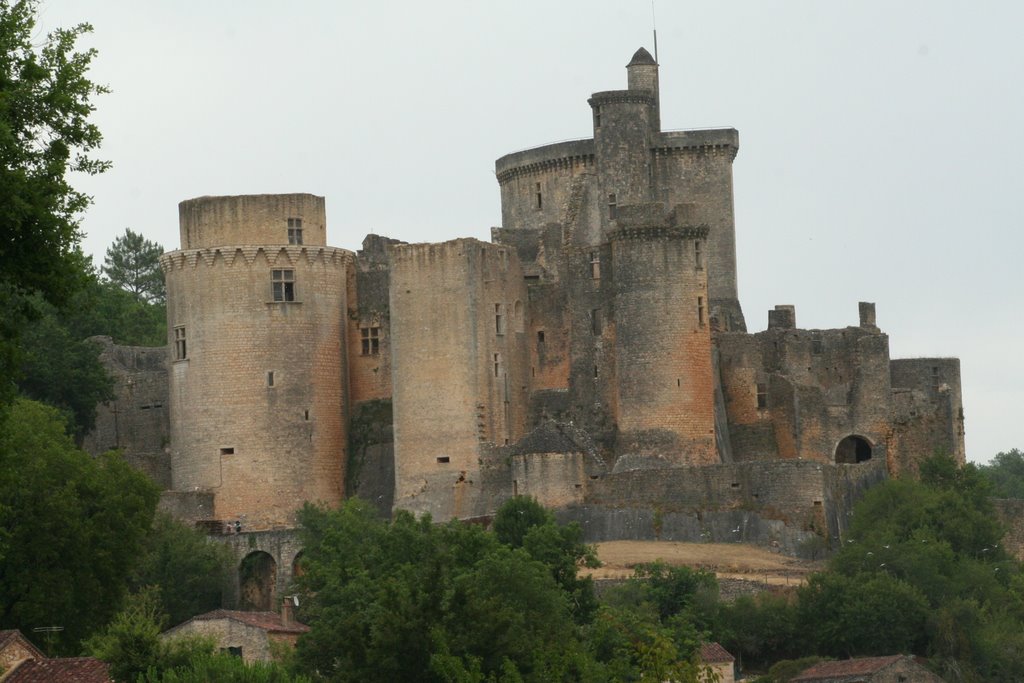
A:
37 1 1022 463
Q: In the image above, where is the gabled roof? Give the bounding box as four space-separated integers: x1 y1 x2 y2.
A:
3 657 111 683
790 655 909 681
0 630 44 661
164 609 309 636
699 641 735 664
510 420 595 456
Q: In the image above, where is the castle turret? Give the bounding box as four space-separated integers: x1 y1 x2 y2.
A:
610 203 717 466
626 47 660 132
162 194 352 528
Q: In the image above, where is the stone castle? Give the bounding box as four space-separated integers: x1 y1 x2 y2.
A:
87 49 966 600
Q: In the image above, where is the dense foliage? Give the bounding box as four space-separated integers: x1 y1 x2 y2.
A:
977 448 1024 499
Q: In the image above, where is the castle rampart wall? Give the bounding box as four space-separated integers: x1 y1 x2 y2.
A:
887 357 966 475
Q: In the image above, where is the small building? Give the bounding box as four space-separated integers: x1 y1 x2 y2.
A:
1 656 111 682
0 630 44 673
161 604 308 663
698 642 735 683
791 654 942 683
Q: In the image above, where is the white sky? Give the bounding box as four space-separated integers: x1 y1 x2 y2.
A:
37 1 1023 464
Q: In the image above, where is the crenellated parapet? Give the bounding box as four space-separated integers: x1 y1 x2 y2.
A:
160 245 352 272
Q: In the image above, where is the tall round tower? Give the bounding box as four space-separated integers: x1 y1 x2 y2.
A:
161 194 351 528
610 203 717 466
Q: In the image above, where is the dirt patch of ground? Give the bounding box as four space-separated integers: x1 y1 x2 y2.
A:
582 540 822 586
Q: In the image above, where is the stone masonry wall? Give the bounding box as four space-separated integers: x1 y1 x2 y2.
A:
179 194 326 250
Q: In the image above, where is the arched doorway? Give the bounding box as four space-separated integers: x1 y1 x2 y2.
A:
835 435 873 464
239 551 276 611
292 551 305 580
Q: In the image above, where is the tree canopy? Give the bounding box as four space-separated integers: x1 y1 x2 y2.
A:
103 228 166 304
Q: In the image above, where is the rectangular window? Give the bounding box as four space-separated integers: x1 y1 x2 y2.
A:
360 326 380 355
493 353 501 377
590 251 601 279
495 304 505 335
174 326 187 360
591 308 602 335
608 193 617 220
812 336 823 355
267 371 275 387
697 297 706 327
535 182 542 210
537 330 545 344
694 240 703 270
287 217 303 245
594 107 601 128
756 383 768 409
272 269 295 302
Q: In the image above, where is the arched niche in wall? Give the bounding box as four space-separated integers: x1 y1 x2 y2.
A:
835 435 873 464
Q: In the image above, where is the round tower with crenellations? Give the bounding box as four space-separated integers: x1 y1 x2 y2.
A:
161 194 352 528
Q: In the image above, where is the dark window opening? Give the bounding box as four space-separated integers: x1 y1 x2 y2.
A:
437 456 450 464
608 193 617 220
535 182 542 209
267 371 275 387
360 326 380 355
730 482 740 488
594 107 601 128
272 269 295 302
287 217 303 245
493 353 501 377
220 447 234 455
812 336 824 355
174 326 187 360
223 647 243 658
756 383 767 409
593 365 599 378
697 297 706 327
591 308 602 335
537 330 545 344
512 479 518 495
495 304 505 335
304 409 309 421
835 435 873 464
694 240 704 270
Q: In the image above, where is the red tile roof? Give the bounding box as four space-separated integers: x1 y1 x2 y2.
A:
170 609 309 635
699 642 735 663
791 655 906 681
4 657 111 682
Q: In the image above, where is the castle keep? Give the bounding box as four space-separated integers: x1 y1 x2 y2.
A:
91 50 966 589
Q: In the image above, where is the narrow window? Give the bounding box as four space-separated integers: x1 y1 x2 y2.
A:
590 251 601 279
173 326 187 360
608 193 617 220
593 365 599 378
537 330 545 344
287 217 303 245
493 353 501 377
812 336 823 355
591 308 602 335
495 304 505 335
697 297 706 327
360 325 380 355
304 409 310 421
267 371 275 387
535 182 542 209
220 447 235 455
594 107 601 128
694 240 703 270
756 383 768 409
272 269 295 302
436 456 450 464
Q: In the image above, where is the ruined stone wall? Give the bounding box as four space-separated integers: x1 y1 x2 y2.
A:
610 206 715 466
83 337 171 487
347 235 400 405
992 498 1024 562
179 194 326 250
163 195 351 529
390 239 529 520
652 130 742 330
164 619 275 663
888 358 966 476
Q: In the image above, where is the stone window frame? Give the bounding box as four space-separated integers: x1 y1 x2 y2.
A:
271 269 296 302
589 251 601 279
697 296 706 327
694 239 704 271
756 383 768 409
535 182 542 210
173 325 187 361
495 303 505 335
360 325 380 355
608 192 617 220
287 217 303 245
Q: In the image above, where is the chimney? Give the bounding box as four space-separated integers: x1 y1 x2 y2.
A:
281 596 295 626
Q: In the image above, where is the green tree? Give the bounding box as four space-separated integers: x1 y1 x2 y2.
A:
978 449 1024 499
140 653 312 683
0 0 108 399
0 399 159 652
130 514 232 627
492 495 552 548
85 588 215 683
102 228 166 304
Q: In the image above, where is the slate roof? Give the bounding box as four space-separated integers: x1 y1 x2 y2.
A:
627 47 657 66
165 609 309 636
509 420 595 456
3 657 111 682
790 655 908 681
699 641 735 664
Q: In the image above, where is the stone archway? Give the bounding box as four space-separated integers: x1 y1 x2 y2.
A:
835 435 873 464
238 551 277 611
292 550 305 580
